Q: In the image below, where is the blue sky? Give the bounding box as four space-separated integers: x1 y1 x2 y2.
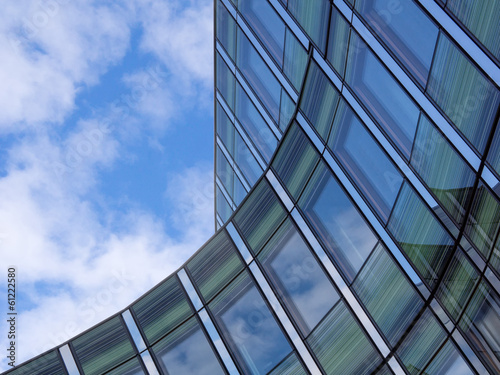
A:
0 0 214 370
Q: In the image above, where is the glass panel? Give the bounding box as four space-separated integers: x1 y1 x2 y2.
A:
487 119 500 176
423 339 474 375
187 229 244 304
397 309 447 375
272 123 320 201
153 316 225 375
388 182 454 288
374 365 394 375
238 0 285 66
234 131 262 186
355 0 439 86
411 115 476 226
258 218 339 335
235 82 278 162
268 352 307 375
210 271 292 375
234 179 287 254
465 184 500 259
427 33 500 153
237 27 281 123
346 32 420 159
132 276 193 345
283 28 308 92
217 102 234 155
447 0 500 59
234 174 247 206
217 146 234 197
492 233 500 275
307 301 381 375
328 99 403 222
459 280 500 374
216 52 236 110
217 186 233 223
287 0 330 51
7 351 66 375
300 60 340 141
299 161 378 282
279 89 295 131
353 243 424 346
71 317 136 375
437 249 479 321
217 0 237 61
326 7 351 77
106 357 145 375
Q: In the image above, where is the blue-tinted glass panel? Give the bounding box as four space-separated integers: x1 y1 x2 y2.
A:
217 186 233 223
234 131 262 185
423 340 474 375
355 0 439 86
328 99 403 222
258 218 339 335
279 89 295 131
233 174 247 206
238 0 285 65
217 0 237 61
346 32 420 159
210 271 292 375
287 0 330 51
299 161 378 281
216 53 235 110
487 119 500 176
283 28 307 92
217 146 234 197
326 7 350 77
217 102 234 155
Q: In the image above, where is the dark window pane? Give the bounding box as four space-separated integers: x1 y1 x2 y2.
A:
268 352 307 375
7 351 66 375
106 357 145 375
487 119 500 176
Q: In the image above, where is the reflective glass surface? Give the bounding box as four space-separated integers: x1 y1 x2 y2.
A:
216 53 236 110
326 7 350 77
234 130 262 185
283 28 308 91
287 0 330 51
217 0 237 61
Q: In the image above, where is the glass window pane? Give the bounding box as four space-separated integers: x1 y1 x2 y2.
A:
8 351 66 375
234 179 287 254
258 218 339 335
71 317 136 375
237 27 281 123
210 271 292 375
487 119 500 176
287 0 330 51
216 52 236 110
411 115 476 226
153 316 225 375
132 276 193 345
459 280 500 374
217 146 234 197
299 60 340 141
234 174 247 206
279 88 295 131
423 340 474 375
187 230 244 304
447 0 500 60
217 102 234 155
272 123 320 201
238 0 285 66
427 33 500 153
353 243 424 346
346 32 420 159
106 357 145 375
217 186 233 223
283 28 308 92
326 7 351 77
388 182 454 288
235 82 277 162
216 0 237 61
328 99 403 222
355 0 439 86
299 161 378 281
307 301 382 375
234 131 262 186
397 309 447 375
268 352 307 375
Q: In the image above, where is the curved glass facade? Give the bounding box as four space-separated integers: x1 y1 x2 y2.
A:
6 0 500 374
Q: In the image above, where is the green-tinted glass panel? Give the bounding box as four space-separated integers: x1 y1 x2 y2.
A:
153 316 226 375
216 53 235 110
412 115 475 226
106 357 144 375
465 184 500 259
375 365 394 375
437 249 479 320
299 161 378 281
217 186 233 223
423 339 474 375
326 7 350 77
307 301 381 375
72 317 136 375
216 102 234 155
272 123 320 201
459 280 500 374
287 0 330 51
283 28 308 92
428 33 500 153
279 89 295 131
269 352 307 375
492 233 500 274
132 276 193 345
388 182 454 288
258 218 339 335
397 309 446 375
353 243 424 346
487 119 500 176
7 351 66 375
300 60 340 141
187 230 244 303
234 179 287 254
216 0 236 60
447 0 500 59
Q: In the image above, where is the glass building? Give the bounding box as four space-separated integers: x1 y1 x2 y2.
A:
5 0 500 374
